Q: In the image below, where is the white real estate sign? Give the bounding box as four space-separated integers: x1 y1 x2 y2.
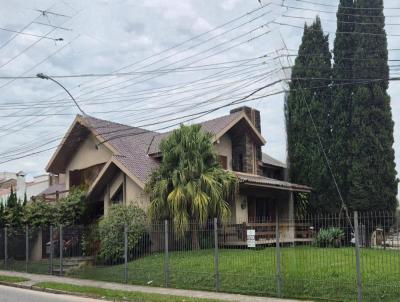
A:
247 229 256 248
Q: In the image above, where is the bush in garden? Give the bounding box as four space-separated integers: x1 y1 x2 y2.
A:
314 227 344 248
56 187 87 226
24 198 56 227
98 203 147 263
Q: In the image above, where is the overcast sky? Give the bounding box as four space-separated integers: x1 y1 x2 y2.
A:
0 0 398 195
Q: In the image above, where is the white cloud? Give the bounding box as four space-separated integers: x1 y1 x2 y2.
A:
0 0 397 200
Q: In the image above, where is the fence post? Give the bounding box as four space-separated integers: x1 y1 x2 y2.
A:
49 225 53 275
124 223 128 283
354 211 362 302
275 208 282 297
164 220 169 287
59 224 63 276
4 227 7 269
213 217 220 291
25 225 29 273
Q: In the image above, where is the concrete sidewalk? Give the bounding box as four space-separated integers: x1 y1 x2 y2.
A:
0 270 310 302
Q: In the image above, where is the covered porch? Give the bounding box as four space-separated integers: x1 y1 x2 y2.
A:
221 172 313 246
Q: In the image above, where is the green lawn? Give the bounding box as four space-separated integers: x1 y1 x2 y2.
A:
0 274 29 283
67 246 400 302
0 259 49 275
35 282 224 302
2 246 400 301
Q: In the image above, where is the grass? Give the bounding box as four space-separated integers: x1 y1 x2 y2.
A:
4 246 400 301
35 282 224 302
68 246 400 302
0 274 30 283
0 259 50 275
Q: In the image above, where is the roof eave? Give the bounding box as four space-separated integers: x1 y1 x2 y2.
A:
212 113 266 145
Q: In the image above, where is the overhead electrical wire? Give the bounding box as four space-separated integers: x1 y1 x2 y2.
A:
0 3 277 137
0 26 63 41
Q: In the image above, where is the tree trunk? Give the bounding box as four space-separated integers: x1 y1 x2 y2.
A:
191 223 200 250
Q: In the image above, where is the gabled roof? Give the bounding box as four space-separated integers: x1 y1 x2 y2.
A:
261 152 287 168
46 115 160 183
46 110 267 186
147 111 266 155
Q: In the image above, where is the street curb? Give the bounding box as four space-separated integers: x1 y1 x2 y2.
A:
0 281 110 301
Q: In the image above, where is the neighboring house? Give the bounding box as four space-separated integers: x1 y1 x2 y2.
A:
0 172 63 202
46 106 311 244
0 171 27 201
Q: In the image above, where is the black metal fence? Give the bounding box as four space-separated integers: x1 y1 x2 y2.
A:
1 211 400 302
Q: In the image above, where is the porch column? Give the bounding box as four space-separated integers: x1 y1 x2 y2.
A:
104 184 110 216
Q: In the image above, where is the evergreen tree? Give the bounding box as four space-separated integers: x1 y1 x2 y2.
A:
0 203 4 227
348 0 398 211
285 17 336 212
4 186 24 228
23 192 27 206
330 0 356 209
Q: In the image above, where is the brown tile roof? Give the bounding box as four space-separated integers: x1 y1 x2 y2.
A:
80 112 246 183
147 111 243 155
235 172 311 192
82 116 160 183
261 152 287 168
80 111 274 185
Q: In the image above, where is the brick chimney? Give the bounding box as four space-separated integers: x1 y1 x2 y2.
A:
230 106 261 133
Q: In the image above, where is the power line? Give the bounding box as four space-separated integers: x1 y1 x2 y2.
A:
0 26 63 41
277 3 400 18
0 2 58 51
281 13 400 26
0 3 276 137
32 21 72 31
285 0 400 10
273 21 400 37
35 9 71 18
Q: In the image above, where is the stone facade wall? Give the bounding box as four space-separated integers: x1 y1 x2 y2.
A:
229 107 262 175
230 120 262 175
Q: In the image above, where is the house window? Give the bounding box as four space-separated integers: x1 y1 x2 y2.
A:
111 185 123 204
219 155 228 169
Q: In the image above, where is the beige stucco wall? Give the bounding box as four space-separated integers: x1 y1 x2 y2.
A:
234 194 248 223
65 133 112 189
103 171 149 216
126 177 149 209
213 134 232 170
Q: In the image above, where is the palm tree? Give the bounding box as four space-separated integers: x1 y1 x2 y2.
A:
145 124 237 250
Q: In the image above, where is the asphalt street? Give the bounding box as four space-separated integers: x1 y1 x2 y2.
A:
0 285 103 302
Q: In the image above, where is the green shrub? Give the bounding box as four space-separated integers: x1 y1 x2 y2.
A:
56 187 86 226
24 199 56 227
314 227 344 248
98 203 147 262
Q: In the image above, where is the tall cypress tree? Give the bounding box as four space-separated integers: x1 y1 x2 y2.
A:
330 0 356 209
348 0 398 211
286 17 336 212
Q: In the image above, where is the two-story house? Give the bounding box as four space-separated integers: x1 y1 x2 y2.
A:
46 106 311 243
